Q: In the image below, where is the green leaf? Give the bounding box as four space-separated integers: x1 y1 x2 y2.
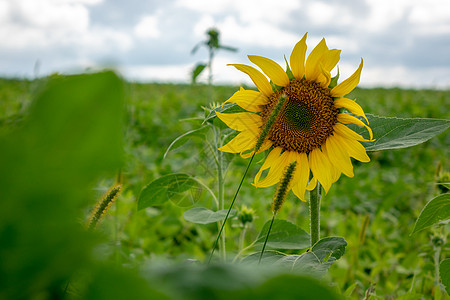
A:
343 282 358 297
255 219 310 249
277 253 333 277
242 273 342 300
311 236 347 262
183 207 237 224
354 114 450 151
192 63 207 83
0 72 125 298
203 102 246 124
440 259 450 295
240 251 286 265
137 174 201 210
163 126 209 158
411 194 450 235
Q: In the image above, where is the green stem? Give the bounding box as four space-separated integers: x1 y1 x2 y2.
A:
217 149 226 259
309 183 321 247
434 243 441 286
208 153 256 264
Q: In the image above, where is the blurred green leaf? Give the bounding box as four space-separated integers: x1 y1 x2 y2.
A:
84 264 170 300
440 259 450 295
138 173 201 210
411 194 450 235
164 126 209 158
0 71 124 299
354 114 449 151
272 237 347 278
183 207 236 224
255 219 310 250
142 261 341 300
311 236 347 261
192 63 207 83
234 274 342 300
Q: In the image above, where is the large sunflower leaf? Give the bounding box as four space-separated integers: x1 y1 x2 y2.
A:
183 207 236 224
411 193 450 235
255 219 310 250
351 114 449 151
137 173 202 210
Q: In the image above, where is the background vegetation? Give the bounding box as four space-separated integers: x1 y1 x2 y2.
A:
0 75 448 299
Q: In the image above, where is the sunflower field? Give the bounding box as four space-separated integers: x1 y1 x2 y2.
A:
0 44 449 299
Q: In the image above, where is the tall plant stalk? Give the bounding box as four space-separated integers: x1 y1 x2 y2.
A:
309 183 321 247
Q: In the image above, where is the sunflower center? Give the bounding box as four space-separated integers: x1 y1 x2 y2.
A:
284 102 313 131
260 78 339 153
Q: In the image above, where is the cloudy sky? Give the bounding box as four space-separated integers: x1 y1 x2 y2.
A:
1 0 450 88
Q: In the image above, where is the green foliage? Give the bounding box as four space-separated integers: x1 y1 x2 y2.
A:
441 259 450 295
255 219 310 250
192 63 207 83
0 72 124 299
412 194 450 234
1 77 449 299
356 114 450 151
191 28 237 84
184 207 237 224
137 173 201 209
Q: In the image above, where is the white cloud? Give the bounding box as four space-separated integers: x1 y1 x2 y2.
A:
408 0 450 35
134 15 161 39
217 16 299 48
0 0 132 52
122 64 193 82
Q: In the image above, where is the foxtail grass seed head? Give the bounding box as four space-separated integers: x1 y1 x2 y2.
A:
88 184 121 230
254 94 287 152
272 161 297 215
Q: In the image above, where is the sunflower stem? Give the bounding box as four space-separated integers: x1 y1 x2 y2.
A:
217 148 226 260
208 153 255 264
309 183 321 247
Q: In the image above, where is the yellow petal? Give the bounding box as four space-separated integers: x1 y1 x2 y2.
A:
216 112 262 132
331 58 363 97
334 134 370 162
317 49 341 87
291 152 309 202
241 139 272 159
305 38 328 81
309 148 333 193
333 123 371 142
321 49 341 72
222 87 267 112
254 147 282 184
322 144 342 182
254 150 292 188
318 63 332 88
333 97 368 124
290 33 307 80
324 135 354 178
306 176 317 191
228 64 273 97
248 55 289 87
218 131 257 153
337 113 373 140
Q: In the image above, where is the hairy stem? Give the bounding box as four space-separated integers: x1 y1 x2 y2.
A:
309 183 321 247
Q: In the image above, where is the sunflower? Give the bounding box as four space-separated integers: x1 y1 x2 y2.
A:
216 33 374 201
